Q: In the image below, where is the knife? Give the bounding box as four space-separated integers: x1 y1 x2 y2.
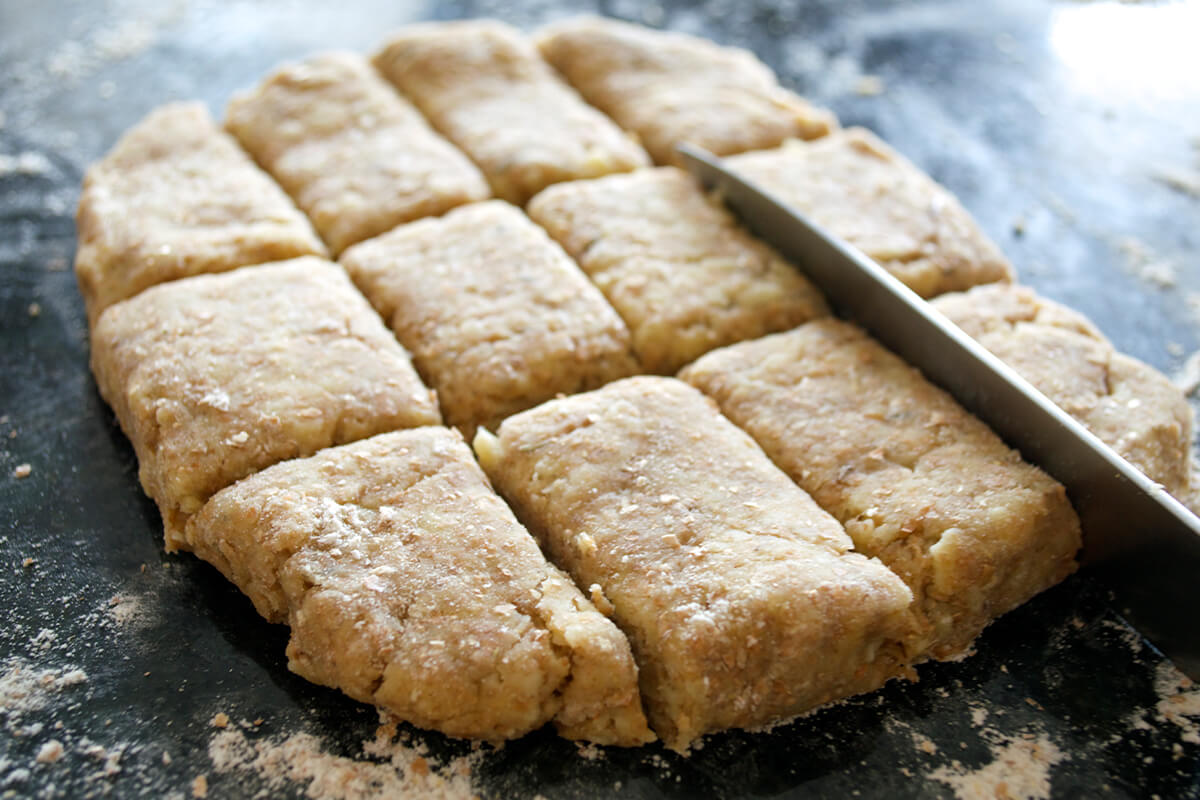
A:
678 143 1200 679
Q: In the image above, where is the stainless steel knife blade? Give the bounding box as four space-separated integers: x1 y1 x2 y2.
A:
678 142 1200 679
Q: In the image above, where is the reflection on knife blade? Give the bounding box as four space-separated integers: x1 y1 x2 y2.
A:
678 142 1200 680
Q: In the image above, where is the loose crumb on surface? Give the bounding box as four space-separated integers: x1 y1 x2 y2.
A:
22 557 35 568
35 739 64 764
192 774 209 797
211 712 230 729
13 463 31 479
929 729 1066 800
28 303 41 317
853 75 885 96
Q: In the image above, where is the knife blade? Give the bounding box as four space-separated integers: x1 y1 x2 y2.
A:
678 143 1200 679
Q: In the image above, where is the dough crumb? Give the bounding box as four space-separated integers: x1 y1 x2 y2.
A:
192 774 209 797
211 712 230 729
13 463 31 479
853 75 885 96
28 303 41 317
36 740 64 764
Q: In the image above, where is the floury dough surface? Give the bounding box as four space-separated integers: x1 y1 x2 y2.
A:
340 201 639 436
931 283 1196 501
373 20 649 205
186 428 653 746
224 52 490 255
536 16 836 165
88 257 440 551
681 320 1081 662
74 102 326 326
726 127 1014 298
475 377 916 752
527 167 829 374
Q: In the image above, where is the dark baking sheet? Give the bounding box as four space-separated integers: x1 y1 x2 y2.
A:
2 0 1199 797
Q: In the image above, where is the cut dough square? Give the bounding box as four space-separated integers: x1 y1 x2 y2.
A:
680 320 1081 661
373 20 649 205
185 428 653 745
527 167 830 374
475 376 915 752
536 16 836 165
341 200 639 436
74 102 326 326
932 283 1196 499
225 52 490 255
89 257 440 551
726 128 1015 298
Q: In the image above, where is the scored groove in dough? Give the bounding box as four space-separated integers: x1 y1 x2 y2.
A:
225 52 490 255
185 428 654 745
475 376 916 752
89 257 440 551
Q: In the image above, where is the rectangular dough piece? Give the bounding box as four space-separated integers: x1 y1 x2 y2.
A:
89 257 440 551
474 376 915 752
373 20 650 205
225 52 490 255
186 428 653 746
74 102 326 327
680 320 1082 661
725 127 1015 298
527 167 830 374
932 283 1196 500
341 201 639 436
536 16 836 165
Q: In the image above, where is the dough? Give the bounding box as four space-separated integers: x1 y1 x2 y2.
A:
475 376 915 752
89 257 440 550
340 200 639 436
932 283 1195 499
74 102 325 326
537 16 836 165
726 128 1014 298
681 320 1081 661
527 167 829 374
225 52 490 254
186 428 654 745
373 20 649 205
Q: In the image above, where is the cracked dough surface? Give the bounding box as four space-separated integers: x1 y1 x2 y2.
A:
74 102 326 326
341 200 639 436
726 127 1014 298
374 20 649 205
475 376 915 752
681 320 1081 661
186 427 653 745
89 257 440 550
225 52 490 255
528 167 829 374
537 16 836 165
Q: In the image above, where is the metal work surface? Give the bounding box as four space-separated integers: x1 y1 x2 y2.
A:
2 0 1199 797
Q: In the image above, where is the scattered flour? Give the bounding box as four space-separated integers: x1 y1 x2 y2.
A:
1149 662 1200 745
207 715 482 800
929 729 1067 800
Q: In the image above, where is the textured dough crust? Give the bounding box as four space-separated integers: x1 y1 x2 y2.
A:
186 428 653 745
932 283 1195 499
341 201 639 436
536 16 836 165
475 377 915 752
225 52 490 255
681 320 1081 661
89 257 440 550
527 167 829 374
726 128 1014 298
74 102 325 326
373 20 649 205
